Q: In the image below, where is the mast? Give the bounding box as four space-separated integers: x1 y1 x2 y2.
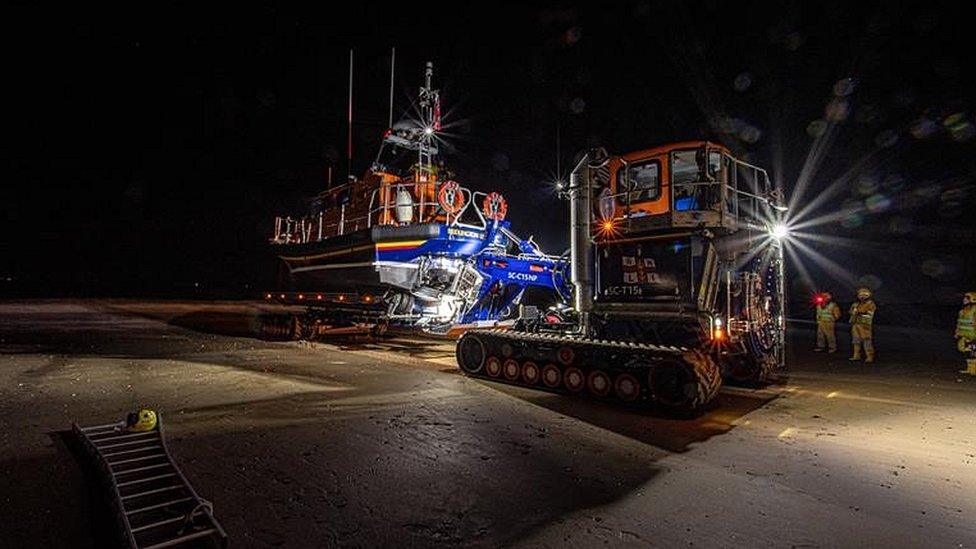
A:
347 49 354 181
388 47 396 129
417 61 440 183
556 124 561 184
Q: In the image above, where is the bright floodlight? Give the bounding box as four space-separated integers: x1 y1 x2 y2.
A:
423 126 434 135
770 223 789 241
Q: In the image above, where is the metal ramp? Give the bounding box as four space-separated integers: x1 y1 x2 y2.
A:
72 413 227 549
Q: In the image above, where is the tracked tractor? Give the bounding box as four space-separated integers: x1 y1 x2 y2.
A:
456 141 787 413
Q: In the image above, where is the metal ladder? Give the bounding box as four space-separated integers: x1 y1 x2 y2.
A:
72 413 227 549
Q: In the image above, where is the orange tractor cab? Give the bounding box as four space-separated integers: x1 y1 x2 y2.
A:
598 140 770 234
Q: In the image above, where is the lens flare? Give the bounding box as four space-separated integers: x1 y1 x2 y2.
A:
770 223 789 241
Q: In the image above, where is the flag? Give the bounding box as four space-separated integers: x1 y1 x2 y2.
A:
622 256 658 284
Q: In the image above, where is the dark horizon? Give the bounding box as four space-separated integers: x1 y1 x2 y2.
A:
5 2 974 317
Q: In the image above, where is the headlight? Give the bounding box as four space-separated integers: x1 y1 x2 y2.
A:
770 223 789 241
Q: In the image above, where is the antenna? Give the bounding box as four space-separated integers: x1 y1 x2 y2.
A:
347 48 354 180
556 124 561 182
388 47 396 129
417 61 439 182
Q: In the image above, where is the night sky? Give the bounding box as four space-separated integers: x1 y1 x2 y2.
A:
5 2 974 324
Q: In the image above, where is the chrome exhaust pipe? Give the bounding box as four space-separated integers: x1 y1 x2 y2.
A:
569 152 594 335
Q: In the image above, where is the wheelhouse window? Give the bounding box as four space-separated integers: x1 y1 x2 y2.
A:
671 149 724 211
617 160 661 203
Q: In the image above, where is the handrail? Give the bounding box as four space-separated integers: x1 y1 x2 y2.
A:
272 181 492 245
600 150 774 228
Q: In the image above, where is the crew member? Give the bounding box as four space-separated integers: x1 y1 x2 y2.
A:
814 292 841 353
955 291 976 376
849 287 877 363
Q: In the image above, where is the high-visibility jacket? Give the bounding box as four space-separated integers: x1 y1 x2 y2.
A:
850 299 876 326
816 302 841 323
957 304 976 339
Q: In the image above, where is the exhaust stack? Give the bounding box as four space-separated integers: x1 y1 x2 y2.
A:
569 153 594 335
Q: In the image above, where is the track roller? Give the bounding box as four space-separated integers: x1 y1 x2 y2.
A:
521 361 541 385
613 373 641 402
455 330 723 414
485 356 502 377
587 370 611 397
456 332 487 374
503 359 520 381
564 367 585 392
541 364 561 388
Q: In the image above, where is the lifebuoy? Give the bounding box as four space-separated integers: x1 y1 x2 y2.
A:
482 192 508 221
438 180 465 214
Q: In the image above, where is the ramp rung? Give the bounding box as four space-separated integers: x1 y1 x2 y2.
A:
118 473 177 487
130 515 185 533
102 444 162 458
81 422 124 432
126 497 193 515
97 438 159 450
107 453 167 466
91 431 157 442
142 528 218 549
121 485 184 500
112 462 172 476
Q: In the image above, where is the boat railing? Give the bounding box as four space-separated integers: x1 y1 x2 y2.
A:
366 182 488 231
270 210 372 245
270 181 490 245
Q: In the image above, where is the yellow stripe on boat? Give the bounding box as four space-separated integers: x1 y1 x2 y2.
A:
376 240 427 251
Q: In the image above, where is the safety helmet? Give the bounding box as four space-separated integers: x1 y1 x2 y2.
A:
127 408 158 432
965 291 976 305
857 287 872 299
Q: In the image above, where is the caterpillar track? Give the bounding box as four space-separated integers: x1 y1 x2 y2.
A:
456 329 722 414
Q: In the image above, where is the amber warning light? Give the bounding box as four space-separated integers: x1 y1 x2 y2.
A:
712 317 725 341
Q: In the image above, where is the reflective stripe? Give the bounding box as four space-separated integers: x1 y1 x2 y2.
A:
851 301 875 325
816 304 838 322
958 307 976 338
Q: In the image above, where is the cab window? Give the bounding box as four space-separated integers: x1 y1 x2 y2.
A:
617 160 660 203
672 150 723 211
671 150 722 184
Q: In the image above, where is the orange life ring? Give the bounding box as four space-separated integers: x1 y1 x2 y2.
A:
482 192 508 221
438 180 466 214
